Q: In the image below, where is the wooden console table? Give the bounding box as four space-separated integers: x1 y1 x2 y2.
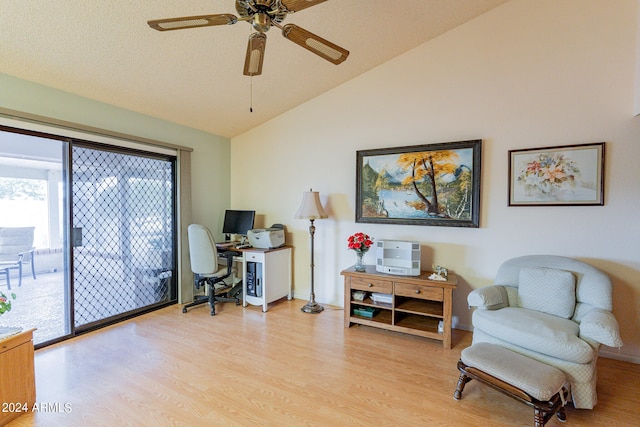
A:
0 329 36 425
341 265 457 349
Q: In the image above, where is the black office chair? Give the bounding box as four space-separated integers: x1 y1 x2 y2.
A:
183 224 240 316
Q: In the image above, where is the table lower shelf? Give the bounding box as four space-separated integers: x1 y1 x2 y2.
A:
348 313 443 341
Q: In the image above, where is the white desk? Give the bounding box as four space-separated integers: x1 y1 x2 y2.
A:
217 244 292 312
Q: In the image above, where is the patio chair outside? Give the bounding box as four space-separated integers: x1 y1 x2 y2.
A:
0 227 36 290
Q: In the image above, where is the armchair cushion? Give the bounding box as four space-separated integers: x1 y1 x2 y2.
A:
472 307 594 364
467 285 508 309
579 308 623 348
518 267 575 319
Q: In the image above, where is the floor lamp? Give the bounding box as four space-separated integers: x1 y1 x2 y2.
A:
295 189 328 314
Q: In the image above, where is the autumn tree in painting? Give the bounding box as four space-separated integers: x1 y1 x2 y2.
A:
397 150 460 216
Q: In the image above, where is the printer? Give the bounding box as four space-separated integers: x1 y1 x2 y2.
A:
247 228 285 249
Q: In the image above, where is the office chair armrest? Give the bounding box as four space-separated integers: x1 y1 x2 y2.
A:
221 251 239 276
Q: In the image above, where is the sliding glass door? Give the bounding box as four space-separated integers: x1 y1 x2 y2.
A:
0 126 177 345
0 128 70 345
72 144 176 330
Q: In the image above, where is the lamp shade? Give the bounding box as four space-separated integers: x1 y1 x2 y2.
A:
295 189 328 220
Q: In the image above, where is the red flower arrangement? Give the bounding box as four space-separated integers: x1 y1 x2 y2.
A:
347 232 373 253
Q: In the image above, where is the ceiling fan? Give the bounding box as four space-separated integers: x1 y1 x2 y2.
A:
147 0 349 76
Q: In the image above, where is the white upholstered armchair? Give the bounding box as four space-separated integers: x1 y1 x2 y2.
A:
467 255 622 409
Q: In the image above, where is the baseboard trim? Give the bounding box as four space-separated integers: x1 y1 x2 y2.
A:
599 349 640 364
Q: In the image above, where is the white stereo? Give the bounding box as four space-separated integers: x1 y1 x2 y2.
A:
376 240 421 276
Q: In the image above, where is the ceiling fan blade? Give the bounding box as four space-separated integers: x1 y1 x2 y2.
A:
244 33 267 76
147 14 237 31
281 0 327 12
281 24 349 65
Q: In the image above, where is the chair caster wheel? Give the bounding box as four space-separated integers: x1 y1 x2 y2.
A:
182 307 187 313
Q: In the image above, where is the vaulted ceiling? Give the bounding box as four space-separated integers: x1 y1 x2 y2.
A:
0 0 508 138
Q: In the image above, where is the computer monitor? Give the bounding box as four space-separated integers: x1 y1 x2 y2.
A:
222 209 255 240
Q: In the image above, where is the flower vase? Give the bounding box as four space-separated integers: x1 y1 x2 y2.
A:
354 251 366 272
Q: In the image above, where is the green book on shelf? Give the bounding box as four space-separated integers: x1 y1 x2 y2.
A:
353 307 377 318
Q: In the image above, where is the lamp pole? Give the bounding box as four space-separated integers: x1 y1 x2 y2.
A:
301 217 323 313
296 188 327 314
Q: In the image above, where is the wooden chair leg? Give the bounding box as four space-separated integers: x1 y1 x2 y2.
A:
454 372 472 400
534 407 545 427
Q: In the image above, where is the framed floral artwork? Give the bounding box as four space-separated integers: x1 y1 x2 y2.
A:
356 139 482 227
508 142 604 206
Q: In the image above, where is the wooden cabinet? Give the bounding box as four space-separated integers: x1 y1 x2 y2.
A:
0 329 36 425
341 266 457 349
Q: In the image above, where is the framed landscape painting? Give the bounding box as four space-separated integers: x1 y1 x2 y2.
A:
508 142 604 206
356 139 482 228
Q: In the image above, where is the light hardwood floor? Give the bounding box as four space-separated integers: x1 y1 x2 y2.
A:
7 300 640 426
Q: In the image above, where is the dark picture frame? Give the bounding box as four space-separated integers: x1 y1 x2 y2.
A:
356 140 482 228
508 142 605 206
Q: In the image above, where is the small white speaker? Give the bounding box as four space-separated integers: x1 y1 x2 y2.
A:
376 240 421 276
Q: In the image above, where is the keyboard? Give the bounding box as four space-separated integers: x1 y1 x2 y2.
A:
216 242 236 248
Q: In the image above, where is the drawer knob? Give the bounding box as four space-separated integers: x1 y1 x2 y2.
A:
415 289 421 294
367 283 373 287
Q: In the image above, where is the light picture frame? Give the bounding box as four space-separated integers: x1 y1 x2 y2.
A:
508 142 605 206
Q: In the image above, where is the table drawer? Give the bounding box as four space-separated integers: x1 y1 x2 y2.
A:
349 277 393 293
395 283 443 301
244 251 265 263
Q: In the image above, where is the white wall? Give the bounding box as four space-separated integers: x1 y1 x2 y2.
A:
231 0 640 362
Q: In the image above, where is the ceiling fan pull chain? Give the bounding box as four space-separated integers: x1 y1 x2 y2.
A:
250 76 254 113
248 22 253 113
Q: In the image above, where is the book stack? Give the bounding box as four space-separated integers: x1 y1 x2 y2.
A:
353 307 377 318
370 293 392 305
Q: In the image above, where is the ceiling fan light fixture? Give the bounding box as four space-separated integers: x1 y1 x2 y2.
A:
251 13 271 32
